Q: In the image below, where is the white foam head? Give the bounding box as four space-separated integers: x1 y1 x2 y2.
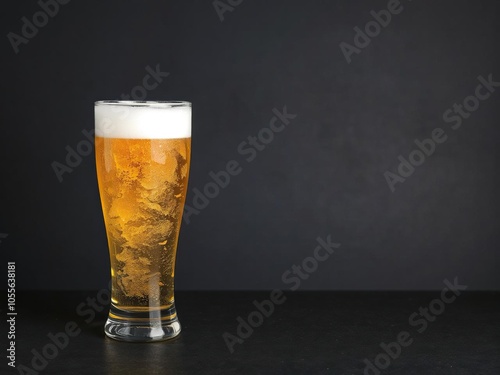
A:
95 101 191 139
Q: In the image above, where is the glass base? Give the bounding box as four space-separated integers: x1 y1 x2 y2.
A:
104 303 181 342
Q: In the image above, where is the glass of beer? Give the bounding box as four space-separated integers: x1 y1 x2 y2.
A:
94 101 191 342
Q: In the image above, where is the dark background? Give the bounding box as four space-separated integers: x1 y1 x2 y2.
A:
1 0 499 291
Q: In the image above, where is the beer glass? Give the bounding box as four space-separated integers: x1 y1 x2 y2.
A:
95 101 191 342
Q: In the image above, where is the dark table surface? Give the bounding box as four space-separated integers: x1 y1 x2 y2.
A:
3 291 499 375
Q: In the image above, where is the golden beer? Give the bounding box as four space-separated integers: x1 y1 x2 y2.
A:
95 101 191 342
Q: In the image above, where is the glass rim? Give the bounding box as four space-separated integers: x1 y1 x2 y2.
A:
95 100 191 108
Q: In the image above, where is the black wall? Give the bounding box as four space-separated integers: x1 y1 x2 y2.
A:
1 0 499 291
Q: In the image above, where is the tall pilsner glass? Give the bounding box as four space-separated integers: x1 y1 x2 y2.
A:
95 101 191 342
